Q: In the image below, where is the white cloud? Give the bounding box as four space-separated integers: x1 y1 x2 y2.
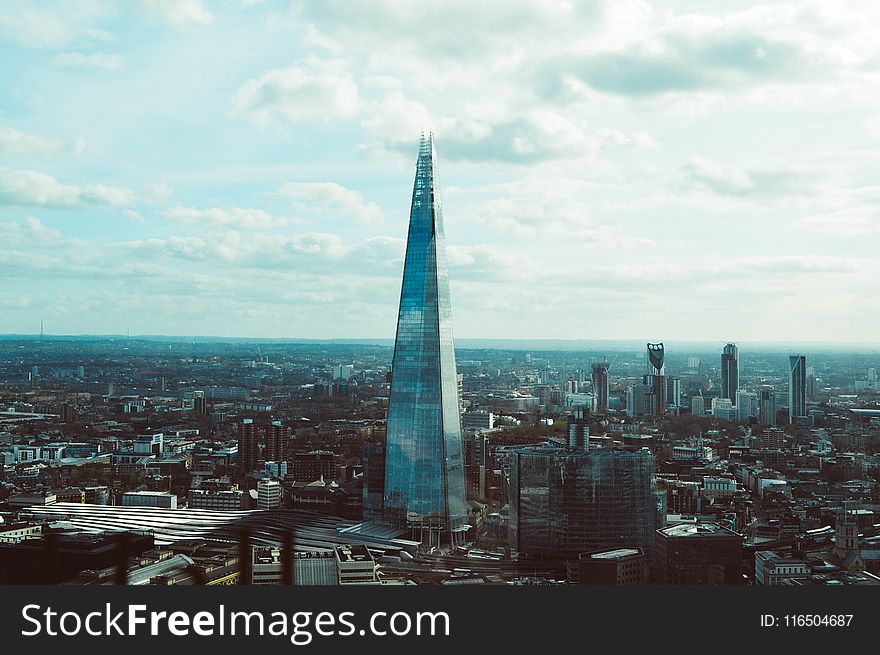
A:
142 0 214 29
278 182 383 224
0 1 115 48
161 206 276 229
1 217 62 246
52 52 124 70
234 61 360 125
0 126 83 157
0 168 137 208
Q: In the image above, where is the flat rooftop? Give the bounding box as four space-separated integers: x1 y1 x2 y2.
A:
334 543 373 563
659 523 737 539
588 548 642 560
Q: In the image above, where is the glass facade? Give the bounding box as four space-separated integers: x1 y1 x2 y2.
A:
509 446 657 559
788 354 807 421
383 134 467 540
721 343 739 401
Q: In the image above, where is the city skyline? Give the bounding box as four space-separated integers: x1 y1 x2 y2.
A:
2 1 880 342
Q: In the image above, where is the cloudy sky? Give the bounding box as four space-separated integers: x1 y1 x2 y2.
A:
1 0 879 343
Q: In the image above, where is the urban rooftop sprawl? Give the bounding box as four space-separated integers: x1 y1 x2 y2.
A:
2 138 880 586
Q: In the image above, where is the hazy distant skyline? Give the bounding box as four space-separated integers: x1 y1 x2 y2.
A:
2 1 879 342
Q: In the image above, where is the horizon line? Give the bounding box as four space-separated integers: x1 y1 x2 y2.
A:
2 332 880 349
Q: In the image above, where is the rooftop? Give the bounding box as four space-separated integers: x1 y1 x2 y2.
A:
659 523 739 539
587 548 642 560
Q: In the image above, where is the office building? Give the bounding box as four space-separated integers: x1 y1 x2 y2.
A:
334 544 380 585
566 548 650 585
755 551 809 585
257 478 283 510
711 397 735 421
789 355 807 423
461 410 495 431
382 134 467 547
362 442 386 521
509 446 656 559
591 359 609 413
333 365 354 381
721 343 738 402
121 491 177 509
691 395 705 417
655 523 742 585
759 387 777 426
735 390 758 422
291 450 335 483
665 376 681 409
193 390 207 416
187 488 247 511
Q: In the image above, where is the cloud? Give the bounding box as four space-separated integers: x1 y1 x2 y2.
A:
0 1 115 48
130 230 350 265
800 207 880 236
0 126 84 157
0 168 138 208
160 206 276 229
549 4 859 98
142 0 214 29
362 93 653 164
1 217 62 246
866 116 880 139
674 156 840 202
51 52 124 70
234 61 360 125
277 182 383 224
456 175 654 248
0 168 168 210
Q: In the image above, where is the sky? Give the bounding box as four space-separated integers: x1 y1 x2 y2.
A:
1 0 879 343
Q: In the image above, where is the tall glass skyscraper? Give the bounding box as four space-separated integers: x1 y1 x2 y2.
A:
721 343 738 402
383 134 467 547
789 354 807 423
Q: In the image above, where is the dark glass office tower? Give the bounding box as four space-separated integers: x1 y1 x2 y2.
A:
383 134 467 548
509 446 657 559
591 358 609 414
721 343 738 401
789 355 807 423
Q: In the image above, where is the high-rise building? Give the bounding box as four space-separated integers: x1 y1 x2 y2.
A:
265 419 289 464
711 397 735 421
568 405 590 449
647 343 665 376
644 343 666 414
665 377 681 408
238 419 259 478
759 387 777 426
509 446 657 559
721 343 738 402
626 382 651 417
333 365 354 381
788 355 807 423
806 366 817 399
362 442 386 522
382 134 467 546
591 359 609 414
735 390 758 422
193 390 207 416
691 395 705 417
